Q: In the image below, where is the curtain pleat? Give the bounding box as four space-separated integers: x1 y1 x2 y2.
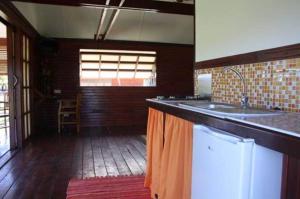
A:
144 108 164 198
145 109 193 199
159 114 193 199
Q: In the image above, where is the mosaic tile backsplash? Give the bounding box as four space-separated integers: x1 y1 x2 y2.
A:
194 58 300 112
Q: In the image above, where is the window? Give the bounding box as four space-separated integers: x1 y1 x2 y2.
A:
22 35 31 139
80 49 157 87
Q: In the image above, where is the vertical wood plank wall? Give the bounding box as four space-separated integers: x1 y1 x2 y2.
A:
37 39 194 131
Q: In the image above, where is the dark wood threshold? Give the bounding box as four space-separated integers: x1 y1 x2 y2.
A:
195 43 300 69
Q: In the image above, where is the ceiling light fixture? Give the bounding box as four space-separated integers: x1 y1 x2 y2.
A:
81 4 158 13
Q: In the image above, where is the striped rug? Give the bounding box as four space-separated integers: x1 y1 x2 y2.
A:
66 175 151 199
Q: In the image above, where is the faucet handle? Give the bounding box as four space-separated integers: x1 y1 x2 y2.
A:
241 94 249 108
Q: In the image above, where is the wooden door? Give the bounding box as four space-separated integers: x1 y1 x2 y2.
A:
21 34 31 140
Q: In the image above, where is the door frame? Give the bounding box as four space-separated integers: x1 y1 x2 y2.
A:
0 16 22 149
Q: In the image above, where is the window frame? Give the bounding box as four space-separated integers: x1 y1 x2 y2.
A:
79 49 157 87
21 34 31 139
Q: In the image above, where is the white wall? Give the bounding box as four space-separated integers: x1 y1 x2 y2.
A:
0 22 6 38
195 0 300 62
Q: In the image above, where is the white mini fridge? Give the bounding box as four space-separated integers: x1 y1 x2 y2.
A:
191 125 283 199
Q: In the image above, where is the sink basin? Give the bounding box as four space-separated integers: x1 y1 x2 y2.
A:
198 104 236 109
178 102 281 117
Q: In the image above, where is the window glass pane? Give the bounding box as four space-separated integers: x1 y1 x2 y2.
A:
23 62 27 86
100 63 118 70
28 113 31 136
24 114 27 139
27 89 30 111
79 49 157 87
81 63 99 69
23 89 27 112
81 71 99 79
81 54 100 61
118 71 135 78
119 64 135 70
137 64 154 70
120 56 137 62
136 72 153 79
26 63 30 86
26 38 29 61
101 55 119 61
139 56 155 62
97 79 112 86
100 71 117 78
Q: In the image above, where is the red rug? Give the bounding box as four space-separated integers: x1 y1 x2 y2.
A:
66 175 151 199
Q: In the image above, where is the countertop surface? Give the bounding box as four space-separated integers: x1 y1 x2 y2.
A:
147 99 300 139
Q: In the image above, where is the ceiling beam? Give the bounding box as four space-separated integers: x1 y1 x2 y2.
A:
95 0 110 40
102 0 125 40
10 0 194 15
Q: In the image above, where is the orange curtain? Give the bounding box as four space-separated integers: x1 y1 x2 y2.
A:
144 108 164 198
159 114 193 199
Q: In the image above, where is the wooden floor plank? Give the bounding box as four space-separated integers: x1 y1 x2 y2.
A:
131 136 147 158
3 150 45 199
0 130 146 198
106 136 131 176
100 136 120 176
0 146 42 198
91 135 108 177
114 136 143 175
71 137 83 178
124 136 147 173
82 136 95 178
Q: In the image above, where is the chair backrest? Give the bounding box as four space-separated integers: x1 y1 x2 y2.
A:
58 93 81 113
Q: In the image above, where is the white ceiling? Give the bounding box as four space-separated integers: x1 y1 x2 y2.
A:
12 2 194 44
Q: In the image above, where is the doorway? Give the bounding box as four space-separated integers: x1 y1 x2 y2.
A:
0 21 10 157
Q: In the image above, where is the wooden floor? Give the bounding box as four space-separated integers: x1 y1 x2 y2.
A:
0 127 147 199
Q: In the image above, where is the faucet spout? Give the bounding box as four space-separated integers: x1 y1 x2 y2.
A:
223 66 249 108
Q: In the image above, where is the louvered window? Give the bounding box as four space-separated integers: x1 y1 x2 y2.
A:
80 49 157 87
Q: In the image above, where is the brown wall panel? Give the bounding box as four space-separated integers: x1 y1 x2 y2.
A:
38 39 194 131
285 157 300 199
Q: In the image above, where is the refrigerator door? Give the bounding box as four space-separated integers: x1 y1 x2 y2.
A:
250 145 283 199
192 125 255 199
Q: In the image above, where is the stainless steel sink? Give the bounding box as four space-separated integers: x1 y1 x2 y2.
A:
178 102 281 117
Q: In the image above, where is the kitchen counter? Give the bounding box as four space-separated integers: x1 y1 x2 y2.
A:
230 113 300 138
147 99 300 138
146 99 300 158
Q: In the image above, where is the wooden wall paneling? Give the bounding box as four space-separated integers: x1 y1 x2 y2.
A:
37 39 194 132
285 156 300 199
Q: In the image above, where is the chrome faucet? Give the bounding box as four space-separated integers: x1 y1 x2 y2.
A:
223 66 249 108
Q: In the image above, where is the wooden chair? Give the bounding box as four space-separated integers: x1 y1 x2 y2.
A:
58 94 81 134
